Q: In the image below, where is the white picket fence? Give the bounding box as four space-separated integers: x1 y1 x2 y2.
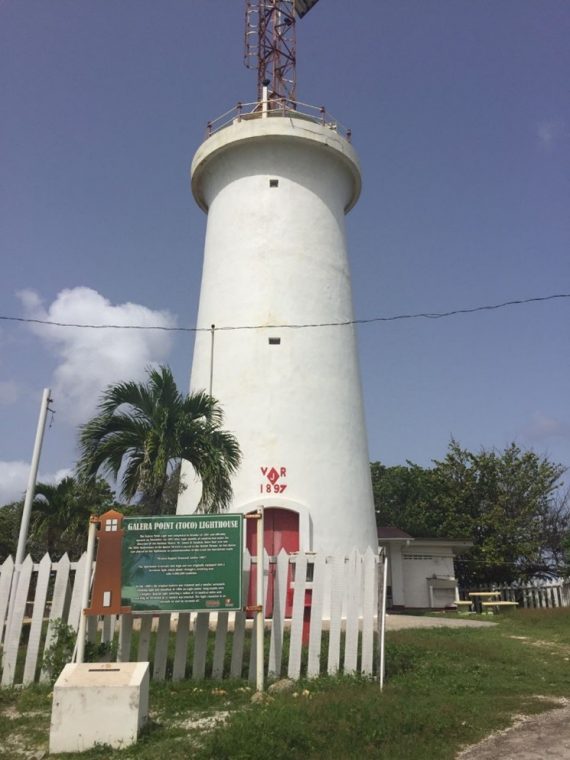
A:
0 548 385 688
462 580 570 609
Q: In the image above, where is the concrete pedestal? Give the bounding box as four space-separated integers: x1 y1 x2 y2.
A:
49 662 149 753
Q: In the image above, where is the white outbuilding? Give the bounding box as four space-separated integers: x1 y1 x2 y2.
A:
378 527 473 609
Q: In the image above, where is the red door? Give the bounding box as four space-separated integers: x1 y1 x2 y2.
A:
246 508 299 617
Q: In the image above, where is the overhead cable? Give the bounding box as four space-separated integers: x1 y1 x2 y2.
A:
0 293 568 333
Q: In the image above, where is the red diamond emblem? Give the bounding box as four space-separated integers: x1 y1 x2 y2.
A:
267 467 280 484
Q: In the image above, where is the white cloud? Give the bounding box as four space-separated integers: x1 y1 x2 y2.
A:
522 412 570 442
0 380 20 405
44 467 74 485
536 119 566 148
18 287 176 425
0 461 73 505
0 461 30 504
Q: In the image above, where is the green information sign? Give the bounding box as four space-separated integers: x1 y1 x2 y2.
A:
121 515 243 612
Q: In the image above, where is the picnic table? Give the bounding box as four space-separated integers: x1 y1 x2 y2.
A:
468 591 501 613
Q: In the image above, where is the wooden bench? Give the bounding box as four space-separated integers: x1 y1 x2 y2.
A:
481 601 518 613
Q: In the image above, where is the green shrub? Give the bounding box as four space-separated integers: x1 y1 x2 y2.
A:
42 619 76 683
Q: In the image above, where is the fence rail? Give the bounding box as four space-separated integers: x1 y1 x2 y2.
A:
0 548 385 688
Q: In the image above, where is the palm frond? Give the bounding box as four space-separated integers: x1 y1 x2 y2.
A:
76 365 241 512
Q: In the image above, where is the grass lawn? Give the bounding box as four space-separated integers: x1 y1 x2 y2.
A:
1 608 570 759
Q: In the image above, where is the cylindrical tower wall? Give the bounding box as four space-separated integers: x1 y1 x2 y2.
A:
178 116 377 555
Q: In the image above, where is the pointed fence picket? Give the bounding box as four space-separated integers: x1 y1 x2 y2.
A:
40 554 72 683
269 549 291 677
361 548 377 676
327 554 346 675
137 615 153 663
229 610 247 679
23 553 51 685
212 611 229 680
0 548 386 687
118 613 133 663
307 552 326 678
153 614 171 681
1 556 34 686
172 613 190 681
0 556 14 647
67 553 88 630
287 554 307 680
344 551 361 674
192 612 210 680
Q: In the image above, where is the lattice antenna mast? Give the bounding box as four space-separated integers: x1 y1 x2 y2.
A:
245 1 297 106
245 1 320 107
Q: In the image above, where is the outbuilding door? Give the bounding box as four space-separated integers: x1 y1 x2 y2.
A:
246 507 299 617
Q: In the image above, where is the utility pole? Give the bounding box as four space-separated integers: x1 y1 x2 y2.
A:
15 388 53 567
4 388 53 645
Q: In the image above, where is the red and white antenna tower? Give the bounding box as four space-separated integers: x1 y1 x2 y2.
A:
244 0 321 106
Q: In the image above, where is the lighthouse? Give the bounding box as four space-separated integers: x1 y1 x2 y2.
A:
178 0 377 556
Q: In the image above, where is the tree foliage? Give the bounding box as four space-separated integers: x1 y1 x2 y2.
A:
0 501 21 562
372 440 569 585
30 476 117 559
0 476 118 562
78 365 241 514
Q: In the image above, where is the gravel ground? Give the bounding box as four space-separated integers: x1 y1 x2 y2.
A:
457 700 570 760
386 613 496 630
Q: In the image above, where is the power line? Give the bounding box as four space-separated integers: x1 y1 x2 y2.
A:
0 293 568 333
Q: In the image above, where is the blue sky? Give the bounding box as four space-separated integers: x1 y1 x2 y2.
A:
1 0 569 503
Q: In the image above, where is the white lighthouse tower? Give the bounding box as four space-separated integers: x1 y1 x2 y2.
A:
178 0 377 556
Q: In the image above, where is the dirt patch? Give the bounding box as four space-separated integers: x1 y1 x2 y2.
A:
508 636 570 661
528 640 570 656
177 710 231 732
1 706 20 720
0 708 46 721
1 731 47 760
457 699 570 759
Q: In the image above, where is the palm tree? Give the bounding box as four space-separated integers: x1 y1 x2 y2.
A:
78 365 241 514
30 476 96 558
31 477 76 557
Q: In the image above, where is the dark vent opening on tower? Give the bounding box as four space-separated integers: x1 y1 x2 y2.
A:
269 179 279 188
268 337 281 345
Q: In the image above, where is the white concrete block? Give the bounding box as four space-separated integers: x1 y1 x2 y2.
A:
49 661 149 753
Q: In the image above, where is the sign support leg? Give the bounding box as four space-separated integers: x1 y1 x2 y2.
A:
256 507 264 691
